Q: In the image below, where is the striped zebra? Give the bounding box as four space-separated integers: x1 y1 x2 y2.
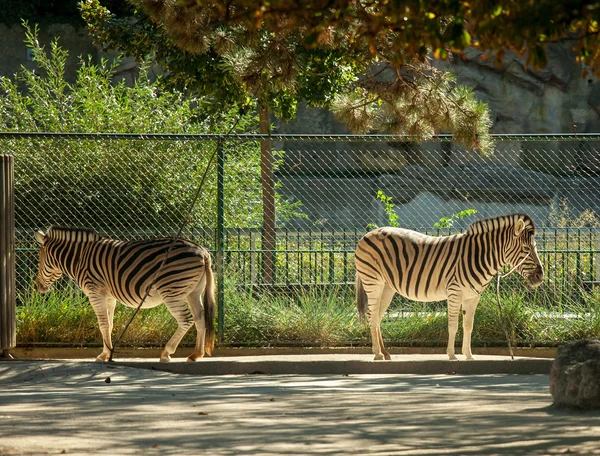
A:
355 213 544 361
34 226 216 362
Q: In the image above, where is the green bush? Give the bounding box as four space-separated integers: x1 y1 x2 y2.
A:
0 24 297 235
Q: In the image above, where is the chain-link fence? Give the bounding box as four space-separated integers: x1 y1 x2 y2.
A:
3 132 600 349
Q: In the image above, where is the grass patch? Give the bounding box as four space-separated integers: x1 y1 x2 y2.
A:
17 283 180 347
223 286 365 345
16 280 600 349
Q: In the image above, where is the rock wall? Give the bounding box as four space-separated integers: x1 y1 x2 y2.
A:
445 44 600 134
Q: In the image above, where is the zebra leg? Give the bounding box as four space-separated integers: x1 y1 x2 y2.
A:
364 281 386 360
376 284 396 361
461 296 480 360
88 294 116 362
446 293 462 361
185 289 206 362
161 300 195 362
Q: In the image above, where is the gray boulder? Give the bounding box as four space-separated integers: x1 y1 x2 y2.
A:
550 339 600 409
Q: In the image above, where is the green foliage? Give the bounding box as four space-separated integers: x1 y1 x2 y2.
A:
366 190 399 230
17 283 183 345
223 286 361 345
80 0 249 116
80 0 366 122
377 190 399 228
0 24 298 232
549 199 600 228
178 0 600 76
80 0 494 154
331 64 494 154
434 209 478 229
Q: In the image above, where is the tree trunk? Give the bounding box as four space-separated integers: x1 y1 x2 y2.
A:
259 102 275 283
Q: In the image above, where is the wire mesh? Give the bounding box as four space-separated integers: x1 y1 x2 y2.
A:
4 133 600 349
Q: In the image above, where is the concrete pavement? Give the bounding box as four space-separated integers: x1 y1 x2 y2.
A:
1 355 599 455
116 353 553 376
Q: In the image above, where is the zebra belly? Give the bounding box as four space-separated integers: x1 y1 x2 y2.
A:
115 290 165 309
394 284 448 303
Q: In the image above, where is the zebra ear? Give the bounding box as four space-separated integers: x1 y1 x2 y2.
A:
514 219 525 237
34 230 46 244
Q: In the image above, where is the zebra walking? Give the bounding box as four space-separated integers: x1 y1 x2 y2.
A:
34 226 216 362
355 213 544 361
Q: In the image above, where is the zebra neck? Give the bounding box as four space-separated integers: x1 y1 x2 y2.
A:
461 233 509 289
51 240 95 282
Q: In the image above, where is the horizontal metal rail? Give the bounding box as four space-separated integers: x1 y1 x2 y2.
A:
2 132 600 141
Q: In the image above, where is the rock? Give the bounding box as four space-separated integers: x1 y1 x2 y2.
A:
441 43 600 134
550 339 600 409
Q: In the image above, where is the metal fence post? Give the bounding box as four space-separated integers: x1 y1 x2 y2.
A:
216 142 225 343
0 155 16 358
250 231 257 284
596 230 600 285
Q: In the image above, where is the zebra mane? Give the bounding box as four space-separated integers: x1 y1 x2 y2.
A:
466 213 536 235
45 226 103 242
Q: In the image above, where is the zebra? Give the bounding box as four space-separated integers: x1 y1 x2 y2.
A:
354 213 544 361
34 226 216 362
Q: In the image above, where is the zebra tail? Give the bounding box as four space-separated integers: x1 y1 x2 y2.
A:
203 253 217 356
355 272 368 322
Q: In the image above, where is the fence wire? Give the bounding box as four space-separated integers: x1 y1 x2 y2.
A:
3 133 600 349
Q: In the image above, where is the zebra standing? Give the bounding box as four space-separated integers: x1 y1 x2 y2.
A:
354 213 544 361
34 226 216 362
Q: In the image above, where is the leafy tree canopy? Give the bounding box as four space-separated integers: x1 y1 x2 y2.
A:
80 0 493 152
179 0 600 73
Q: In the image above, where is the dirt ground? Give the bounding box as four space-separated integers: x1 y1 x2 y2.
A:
1 356 599 455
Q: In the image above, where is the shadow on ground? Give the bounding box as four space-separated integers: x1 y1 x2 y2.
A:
1 361 599 455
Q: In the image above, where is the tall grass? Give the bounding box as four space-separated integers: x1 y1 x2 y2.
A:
223 285 364 345
16 279 600 348
17 283 178 346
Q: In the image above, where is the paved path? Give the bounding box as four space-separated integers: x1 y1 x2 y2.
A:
1 356 599 455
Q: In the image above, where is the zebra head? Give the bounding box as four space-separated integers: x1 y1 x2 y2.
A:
34 230 63 293
507 216 544 288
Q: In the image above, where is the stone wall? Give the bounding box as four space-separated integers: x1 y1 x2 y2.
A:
446 44 600 134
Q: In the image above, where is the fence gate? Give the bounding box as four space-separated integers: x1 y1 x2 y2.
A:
0 154 15 357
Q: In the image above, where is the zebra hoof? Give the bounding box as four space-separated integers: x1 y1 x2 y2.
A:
465 356 475 361
448 354 458 361
160 355 171 362
373 354 385 361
